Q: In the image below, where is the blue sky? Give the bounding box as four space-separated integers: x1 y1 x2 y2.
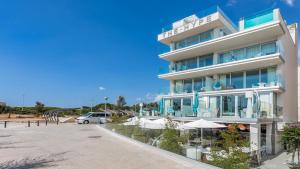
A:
0 0 299 107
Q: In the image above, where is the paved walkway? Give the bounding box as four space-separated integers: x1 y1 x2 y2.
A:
0 123 218 169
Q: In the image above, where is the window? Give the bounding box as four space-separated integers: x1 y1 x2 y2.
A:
246 70 259 88
194 78 205 92
199 54 213 67
231 72 244 89
182 98 193 117
183 79 193 93
174 29 213 50
219 74 231 89
222 95 235 116
176 57 197 71
219 52 232 64
200 30 213 42
174 80 183 93
238 95 247 118
246 44 261 58
233 48 245 61
173 99 181 117
261 42 276 55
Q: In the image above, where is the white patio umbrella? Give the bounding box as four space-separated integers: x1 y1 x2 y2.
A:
122 117 150 126
141 118 180 130
180 119 227 145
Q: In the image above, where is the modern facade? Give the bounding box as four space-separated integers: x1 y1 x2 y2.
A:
156 6 298 159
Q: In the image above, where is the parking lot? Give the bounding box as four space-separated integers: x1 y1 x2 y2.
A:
0 123 218 169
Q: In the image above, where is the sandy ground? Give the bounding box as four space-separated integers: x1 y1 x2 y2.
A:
0 123 219 169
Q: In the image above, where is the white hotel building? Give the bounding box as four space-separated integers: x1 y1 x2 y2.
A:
156 6 298 156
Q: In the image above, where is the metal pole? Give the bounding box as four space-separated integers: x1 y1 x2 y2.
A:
4 121 7 128
22 94 25 111
37 121 39 126
28 121 30 127
46 120 48 126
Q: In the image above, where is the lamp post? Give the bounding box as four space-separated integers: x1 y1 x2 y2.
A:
21 94 25 111
104 97 109 118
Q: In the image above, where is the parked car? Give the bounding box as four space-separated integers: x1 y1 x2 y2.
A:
76 112 111 124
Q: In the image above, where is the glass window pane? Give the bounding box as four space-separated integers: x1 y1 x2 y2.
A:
246 70 259 88
183 79 193 93
246 45 261 58
261 42 276 55
186 35 199 46
261 68 268 83
183 98 193 117
194 78 205 92
219 74 231 89
174 80 183 93
200 30 213 42
222 95 235 116
219 52 232 64
231 72 244 89
233 48 245 61
173 99 181 117
185 58 197 69
238 95 247 118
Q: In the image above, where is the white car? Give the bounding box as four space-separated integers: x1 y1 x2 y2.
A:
76 112 110 124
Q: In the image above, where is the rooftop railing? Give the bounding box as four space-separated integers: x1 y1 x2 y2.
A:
243 9 274 29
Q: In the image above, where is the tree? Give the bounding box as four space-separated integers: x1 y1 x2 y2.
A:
159 118 188 154
35 101 45 116
282 124 300 166
116 96 126 113
210 124 251 169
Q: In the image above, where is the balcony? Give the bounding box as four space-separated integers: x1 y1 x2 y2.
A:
158 6 237 45
159 19 284 61
159 45 284 81
171 76 284 95
161 92 283 123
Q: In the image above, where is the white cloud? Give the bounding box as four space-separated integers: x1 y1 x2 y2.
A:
98 86 106 91
227 0 237 6
282 0 295 6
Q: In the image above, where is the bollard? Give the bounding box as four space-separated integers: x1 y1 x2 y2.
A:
37 121 39 126
45 120 48 126
56 120 59 125
28 121 30 127
4 121 7 128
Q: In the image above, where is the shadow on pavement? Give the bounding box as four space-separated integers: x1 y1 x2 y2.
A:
0 152 68 169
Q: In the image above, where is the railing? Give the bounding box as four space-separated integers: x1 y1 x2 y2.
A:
244 9 274 29
159 42 282 75
163 100 283 120
171 74 284 95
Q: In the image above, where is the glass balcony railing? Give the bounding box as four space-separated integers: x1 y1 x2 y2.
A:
244 9 274 29
159 41 283 75
163 98 283 120
172 73 284 94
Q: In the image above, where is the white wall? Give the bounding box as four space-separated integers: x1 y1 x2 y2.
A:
277 23 298 122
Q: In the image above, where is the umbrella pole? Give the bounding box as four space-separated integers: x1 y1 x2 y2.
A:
201 128 203 146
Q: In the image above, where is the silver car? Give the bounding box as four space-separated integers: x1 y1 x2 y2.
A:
76 112 110 124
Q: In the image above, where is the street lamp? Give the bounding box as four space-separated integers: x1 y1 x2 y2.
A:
104 97 109 118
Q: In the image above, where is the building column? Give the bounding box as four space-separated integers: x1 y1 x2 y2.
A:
266 123 273 154
250 123 261 163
